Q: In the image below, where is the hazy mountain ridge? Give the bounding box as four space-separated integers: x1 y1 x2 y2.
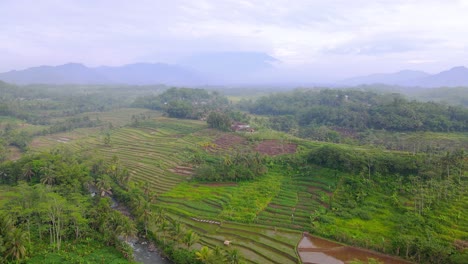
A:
1 58 468 88
0 52 277 86
342 66 468 87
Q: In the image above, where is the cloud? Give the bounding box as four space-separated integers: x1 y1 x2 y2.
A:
0 0 468 77
407 59 438 64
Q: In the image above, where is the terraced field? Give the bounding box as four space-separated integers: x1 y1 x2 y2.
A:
257 167 335 230
56 115 306 263
79 117 211 194
164 212 302 264
24 110 466 263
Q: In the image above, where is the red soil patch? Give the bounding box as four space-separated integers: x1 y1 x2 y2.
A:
7 146 22 161
210 134 247 151
255 140 297 156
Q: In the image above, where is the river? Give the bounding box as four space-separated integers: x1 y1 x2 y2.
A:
108 196 172 264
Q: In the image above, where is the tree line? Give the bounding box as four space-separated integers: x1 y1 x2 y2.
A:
133 87 229 119
241 89 468 133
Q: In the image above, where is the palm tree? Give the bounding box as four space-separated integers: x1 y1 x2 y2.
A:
95 177 112 197
183 229 199 249
40 165 56 186
115 216 137 242
213 246 225 263
168 219 184 243
137 200 153 236
158 219 169 245
196 246 214 264
225 248 242 264
5 228 28 262
21 164 35 182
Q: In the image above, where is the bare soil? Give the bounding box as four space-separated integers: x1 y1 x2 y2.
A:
254 140 297 156
210 134 247 151
298 235 410 264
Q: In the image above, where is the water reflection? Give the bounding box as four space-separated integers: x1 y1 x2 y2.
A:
298 235 410 264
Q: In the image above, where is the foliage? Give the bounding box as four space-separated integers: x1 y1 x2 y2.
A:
194 152 267 182
247 89 468 132
0 150 133 263
206 111 232 131
133 87 229 119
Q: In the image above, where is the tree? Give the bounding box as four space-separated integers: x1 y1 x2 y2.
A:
225 248 242 264
207 112 231 131
96 176 112 197
103 132 111 146
115 214 137 242
196 246 215 264
40 164 56 187
168 219 184 243
4 228 28 262
183 230 199 249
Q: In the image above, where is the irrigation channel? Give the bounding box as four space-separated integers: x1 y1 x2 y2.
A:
298 234 411 264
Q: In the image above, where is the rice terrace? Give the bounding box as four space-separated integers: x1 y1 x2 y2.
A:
0 83 466 264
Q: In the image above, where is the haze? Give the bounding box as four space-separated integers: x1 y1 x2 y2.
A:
2 0 468 82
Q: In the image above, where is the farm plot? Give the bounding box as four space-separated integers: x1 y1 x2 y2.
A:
162 212 302 264
67 117 211 194
257 167 336 230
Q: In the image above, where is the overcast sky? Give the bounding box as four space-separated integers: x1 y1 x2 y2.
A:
1 0 468 81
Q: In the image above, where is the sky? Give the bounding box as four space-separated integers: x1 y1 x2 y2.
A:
1 0 468 81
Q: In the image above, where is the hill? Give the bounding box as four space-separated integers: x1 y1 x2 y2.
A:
341 66 468 88
0 52 278 86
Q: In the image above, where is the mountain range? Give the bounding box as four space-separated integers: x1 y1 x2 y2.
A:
341 66 468 88
1 54 468 88
0 52 277 86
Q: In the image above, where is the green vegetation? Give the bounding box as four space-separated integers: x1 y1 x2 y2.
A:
0 151 133 263
194 152 267 182
243 89 468 132
1 84 466 263
133 87 229 119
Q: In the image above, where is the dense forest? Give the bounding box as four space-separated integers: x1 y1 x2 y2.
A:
132 87 229 119
242 89 468 132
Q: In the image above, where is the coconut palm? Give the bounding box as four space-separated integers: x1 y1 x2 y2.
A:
95 177 112 197
115 216 137 242
225 248 242 264
137 200 153 236
183 229 199 249
5 228 28 262
21 164 35 182
213 246 225 263
40 165 56 186
196 246 214 264
168 219 184 243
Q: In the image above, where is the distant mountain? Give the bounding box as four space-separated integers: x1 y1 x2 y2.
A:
0 62 203 86
0 63 108 85
414 66 468 87
341 70 430 86
0 52 277 85
94 63 203 85
179 51 278 82
341 66 468 88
